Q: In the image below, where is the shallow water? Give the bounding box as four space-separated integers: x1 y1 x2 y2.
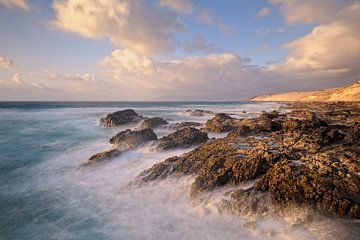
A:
0 101 358 239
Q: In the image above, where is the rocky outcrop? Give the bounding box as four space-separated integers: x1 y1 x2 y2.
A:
83 129 157 166
170 121 201 130
136 102 360 218
100 109 143 127
137 117 168 130
154 127 208 150
203 113 235 132
185 109 214 116
110 129 157 150
83 149 122 166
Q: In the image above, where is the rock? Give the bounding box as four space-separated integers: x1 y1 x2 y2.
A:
259 110 279 119
154 127 208 150
170 121 201 130
204 113 235 132
100 109 143 127
110 129 157 150
227 125 252 138
83 149 122 166
134 102 360 219
137 138 282 197
185 109 213 116
219 188 271 217
344 126 360 145
138 117 168 130
254 148 360 218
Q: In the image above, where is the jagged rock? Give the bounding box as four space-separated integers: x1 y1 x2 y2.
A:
345 126 360 145
137 139 283 197
185 109 213 116
138 117 168 130
259 110 280 119
254 147 360 218
154 127 208 150
170 121 201 130
110 129 157 150
204 113 235 132
219 188 271 217
135 102 360 219
100 109 143 127
83 149 122 166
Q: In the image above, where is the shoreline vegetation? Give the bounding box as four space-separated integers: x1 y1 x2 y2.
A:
83 101 360 221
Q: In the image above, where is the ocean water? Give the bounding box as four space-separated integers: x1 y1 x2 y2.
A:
0 102 358 240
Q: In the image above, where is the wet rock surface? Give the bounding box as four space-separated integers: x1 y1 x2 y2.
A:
100 109 143 127
170 121 201 130
83 149 122 166
185 109 214 116
203 113 236 132
154 127 209 150
110 129 158 150
136 102 360 219
137 117 168 130
83 129 157 166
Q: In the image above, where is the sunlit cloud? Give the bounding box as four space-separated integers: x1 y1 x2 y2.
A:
256 7 271 18
0 57 14 69
0 0 29 10
158 0 193 15
51 0 185 56
269 2 360 80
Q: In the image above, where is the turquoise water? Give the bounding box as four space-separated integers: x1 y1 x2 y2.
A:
0 102 356 240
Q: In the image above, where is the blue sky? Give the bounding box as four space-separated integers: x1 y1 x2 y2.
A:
0 0 359 100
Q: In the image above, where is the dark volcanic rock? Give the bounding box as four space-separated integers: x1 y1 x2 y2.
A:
154 127 208 150
204 113 235 132
84 129 157 166
110 129 157 150
137 139 283 197
138 117 168 130
100 109 143 127
185 109 213 116
83 149 122 166
135 102 360 219
170 121 201 130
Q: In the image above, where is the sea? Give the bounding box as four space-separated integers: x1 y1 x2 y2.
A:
0 101 358 240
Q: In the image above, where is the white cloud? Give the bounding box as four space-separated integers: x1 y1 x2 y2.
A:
256 7 271 18
158 0 193 15
0 0 29 10
51 0 185 56
12 73 22 84
99 49 283 99
0 57 14 69
269 0 353 24
269 2 360 79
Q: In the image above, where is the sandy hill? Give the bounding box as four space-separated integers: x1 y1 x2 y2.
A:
251 80 360 102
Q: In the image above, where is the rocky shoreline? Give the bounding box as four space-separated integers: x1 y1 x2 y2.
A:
85 102 360 219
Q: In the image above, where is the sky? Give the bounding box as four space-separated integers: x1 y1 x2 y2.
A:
0 0 359 101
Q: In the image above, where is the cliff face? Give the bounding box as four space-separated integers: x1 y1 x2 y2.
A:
252 80 360 102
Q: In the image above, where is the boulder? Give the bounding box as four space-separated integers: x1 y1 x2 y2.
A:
138 117 168 130
185 109 213 116
204 113 235 132
110 129 157 150
100 109 143 127
83 149 122 166
154 127 208 150
170 121 201 130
